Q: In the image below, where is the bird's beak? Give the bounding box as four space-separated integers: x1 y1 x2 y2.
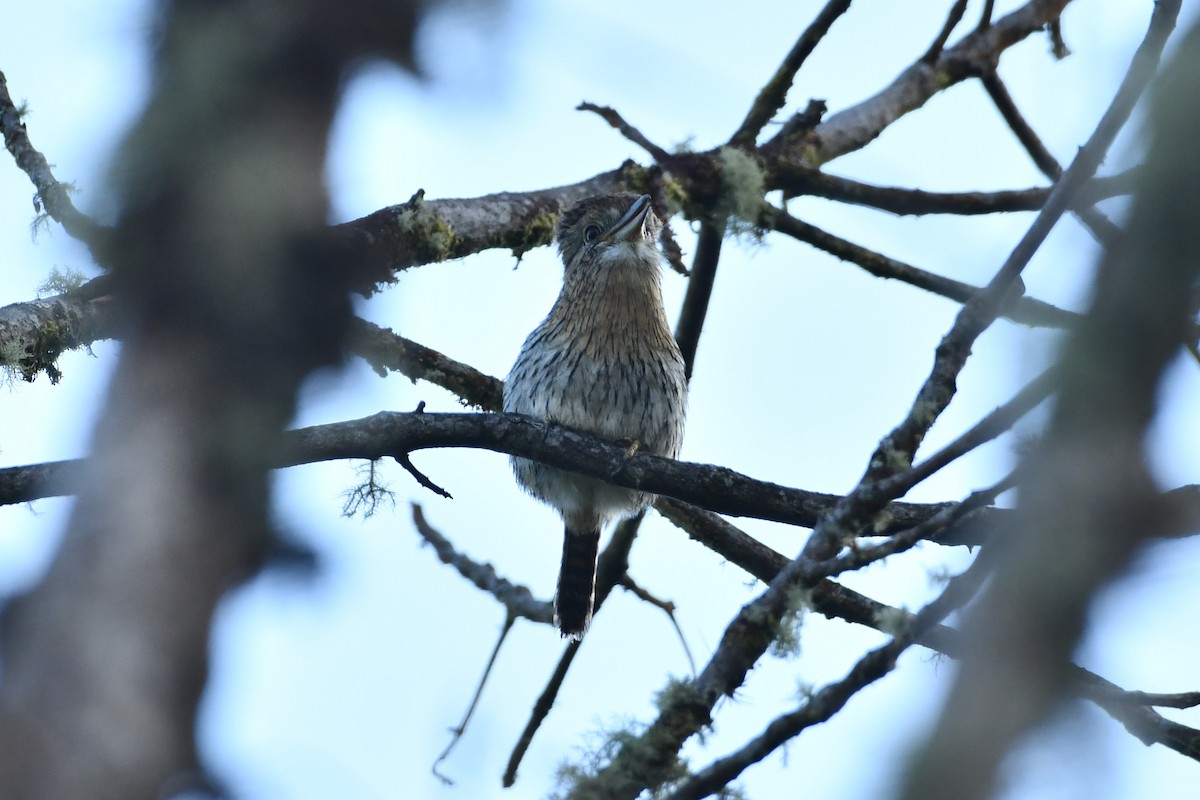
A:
608 194 653 243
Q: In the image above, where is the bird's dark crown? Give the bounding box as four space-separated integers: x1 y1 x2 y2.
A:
556 193 662 268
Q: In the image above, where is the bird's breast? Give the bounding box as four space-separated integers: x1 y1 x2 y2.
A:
505 314 687 458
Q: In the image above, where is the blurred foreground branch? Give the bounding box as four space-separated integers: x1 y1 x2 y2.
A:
901 4 1194 799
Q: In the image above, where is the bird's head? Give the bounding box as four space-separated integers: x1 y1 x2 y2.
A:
556 193 663 275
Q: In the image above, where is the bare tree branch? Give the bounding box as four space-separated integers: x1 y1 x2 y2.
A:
663 546 994 800
761 203 1077 328
577 102 672 163
279 412 1012 538
673 220 724 380
764 0 1074 165
412 504 551 624
337 1 1078 290
981 71 1122 244
0 70 104 245
560 0 1171 790
768 162 1137 216
432 613 515 785
657 502 1200 764
900 3 1193 796
0 1 431 797
921 0 969 64
347 318 504 411
727 0 853 148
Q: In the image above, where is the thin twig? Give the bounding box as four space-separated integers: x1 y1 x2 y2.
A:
1079 671 1200 756
1048 18 1071 59
395 452 452 498
577 102 671 163
921 0 969 63
503 640 581 789
347 318 504 411
819 474 1014 576
1088 688 1200 709
618 573 696 675
879 366 1056 495
762 203 1077 328
411 504 552 624
981 71 1120 245
728 0 854 147
432 614 516 785
769 162 1137 215
977 0 996 29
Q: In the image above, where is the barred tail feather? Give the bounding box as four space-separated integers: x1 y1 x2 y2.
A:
556 526 600 639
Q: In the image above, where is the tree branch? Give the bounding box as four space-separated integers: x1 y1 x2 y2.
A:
768 162 1137 216
763 0 1074 165
727 0 853 148
901 3 1192 795
346 318 504 411
920 0 969 64
761 203 1077 328
577 102 671 163
673 220 724 380
656 501 1200 766
0 69 105 246
663 545 994 800
561 0 1168 789
411 504 551 624
333 1 1079 291
0 1 431 797
0 287 114 383
981 71 1122 245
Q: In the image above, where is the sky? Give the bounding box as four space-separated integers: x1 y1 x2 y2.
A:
2 1 1200 799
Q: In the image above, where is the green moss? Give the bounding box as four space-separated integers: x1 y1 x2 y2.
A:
660 173 689 216
716 146 767 238
672 135 696 154
37 266 86 297
0 337 27 374
620 160 652 195
654 677 705 717
427 215 460 260
390 194 462 269
871 507 895 534
798 141 828 168
769 584 812 658
552 717 689 800
717 147 765 221
873 605 913 637
8 317 68 384
513 210 559 260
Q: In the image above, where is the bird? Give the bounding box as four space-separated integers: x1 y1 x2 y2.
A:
504 193 688 640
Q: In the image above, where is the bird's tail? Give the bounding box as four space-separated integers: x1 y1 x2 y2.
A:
556 526 600 640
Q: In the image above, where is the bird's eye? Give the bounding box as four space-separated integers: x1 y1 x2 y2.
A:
583 225 601 243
